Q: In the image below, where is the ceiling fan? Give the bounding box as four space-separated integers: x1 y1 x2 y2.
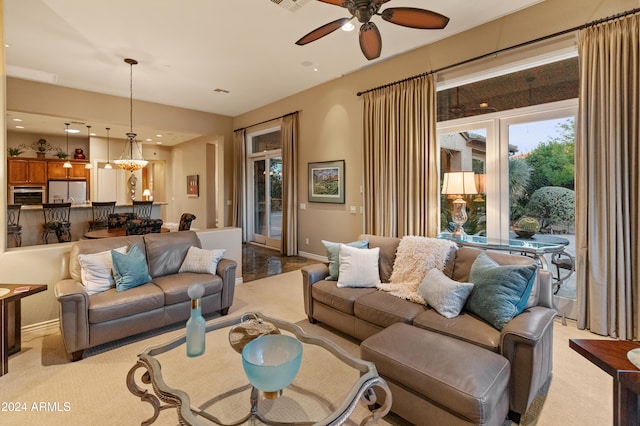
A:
295 0 449 60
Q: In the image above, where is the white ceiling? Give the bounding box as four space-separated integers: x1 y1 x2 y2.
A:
5 0 543 144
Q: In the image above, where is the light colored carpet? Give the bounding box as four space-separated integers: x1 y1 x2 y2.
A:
2 271 613 425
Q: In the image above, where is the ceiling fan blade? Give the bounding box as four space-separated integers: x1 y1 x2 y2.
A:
296 18 351 45
381 7 450 29
359 22 382 60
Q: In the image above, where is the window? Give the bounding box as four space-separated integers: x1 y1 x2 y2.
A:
438 54 578 319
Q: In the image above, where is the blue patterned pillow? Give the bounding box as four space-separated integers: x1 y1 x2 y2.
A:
322 238 369 281
112 243 152 291
465 252 537 330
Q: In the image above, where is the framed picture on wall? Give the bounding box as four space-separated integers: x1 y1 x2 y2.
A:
187 174 199 197
308 160 345 204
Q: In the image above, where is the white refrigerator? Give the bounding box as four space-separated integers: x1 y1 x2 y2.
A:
48 181 87 204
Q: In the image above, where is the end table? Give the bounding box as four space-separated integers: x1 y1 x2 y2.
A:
1 284 47 376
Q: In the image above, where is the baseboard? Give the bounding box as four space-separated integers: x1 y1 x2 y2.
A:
298 250 327 263
22 318 60 335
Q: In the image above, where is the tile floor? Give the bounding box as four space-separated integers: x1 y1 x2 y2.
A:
242 243 321 282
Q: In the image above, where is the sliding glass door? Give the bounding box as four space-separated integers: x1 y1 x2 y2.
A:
246 127 282 249
250 155 282 248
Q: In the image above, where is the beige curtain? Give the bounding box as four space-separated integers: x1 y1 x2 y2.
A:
232 129 248 242
576 13 640 339
362 74 439 237
280 113 298 255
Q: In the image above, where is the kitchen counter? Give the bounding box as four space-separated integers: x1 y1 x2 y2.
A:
19 201 167 210
11 202 167 247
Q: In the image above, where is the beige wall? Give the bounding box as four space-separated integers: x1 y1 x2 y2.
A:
232 0 638 257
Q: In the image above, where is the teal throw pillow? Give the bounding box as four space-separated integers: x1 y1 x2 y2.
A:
465 252 537 330
322 238 369 281
112 243 152 291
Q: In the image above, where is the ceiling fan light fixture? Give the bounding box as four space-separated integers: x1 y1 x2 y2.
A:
341 21 355 31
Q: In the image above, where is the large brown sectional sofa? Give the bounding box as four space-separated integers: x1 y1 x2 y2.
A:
55 230 237 361
301 234 556 425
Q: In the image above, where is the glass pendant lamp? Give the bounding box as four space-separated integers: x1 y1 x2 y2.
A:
113 58 147 201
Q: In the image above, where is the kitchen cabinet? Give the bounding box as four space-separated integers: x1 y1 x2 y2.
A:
47 161 89 180
8 159 47 184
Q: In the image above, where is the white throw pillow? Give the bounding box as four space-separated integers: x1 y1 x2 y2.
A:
418 268 474 319
179 246 226 275
337 244 381 288
78 246 127 295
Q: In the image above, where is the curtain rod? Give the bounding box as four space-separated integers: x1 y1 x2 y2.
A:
233 111 299 133
356 7 640 97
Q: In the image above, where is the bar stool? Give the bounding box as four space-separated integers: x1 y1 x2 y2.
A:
42 203 72 244
7 204 22 247
178 213 196 231
88 201 116 231
132 200 153 219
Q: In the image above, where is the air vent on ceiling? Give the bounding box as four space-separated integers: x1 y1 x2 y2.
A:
270 0 310 12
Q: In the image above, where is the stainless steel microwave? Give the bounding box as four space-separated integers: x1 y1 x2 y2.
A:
10 185 45 205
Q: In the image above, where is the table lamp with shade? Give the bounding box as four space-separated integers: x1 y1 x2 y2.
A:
142 189 151 201
441 171 477 239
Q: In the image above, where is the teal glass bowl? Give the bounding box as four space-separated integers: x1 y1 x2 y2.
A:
241 334 303 393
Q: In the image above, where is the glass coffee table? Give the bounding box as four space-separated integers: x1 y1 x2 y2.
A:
127 312 391 425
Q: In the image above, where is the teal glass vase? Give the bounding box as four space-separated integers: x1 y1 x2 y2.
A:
186 284 205 357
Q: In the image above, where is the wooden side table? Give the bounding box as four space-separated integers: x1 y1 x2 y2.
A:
0 284 47 376
570 339 640 426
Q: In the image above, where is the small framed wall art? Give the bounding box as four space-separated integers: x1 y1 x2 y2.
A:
308 160 345 204
187 174 199 197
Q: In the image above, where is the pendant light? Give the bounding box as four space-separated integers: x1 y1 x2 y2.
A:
114 58 148 172
63 123 72 169
103 127 112 169
85 125 93 169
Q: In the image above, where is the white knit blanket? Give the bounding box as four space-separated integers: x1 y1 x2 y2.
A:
377 236 457 304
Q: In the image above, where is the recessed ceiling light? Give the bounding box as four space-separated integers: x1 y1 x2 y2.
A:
313 68 318 72
65 128 81 134
4 43 9 48
156 134 162 138
146 138 153 142
15 125 24 129
156 142 163 145
12 118 22 122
